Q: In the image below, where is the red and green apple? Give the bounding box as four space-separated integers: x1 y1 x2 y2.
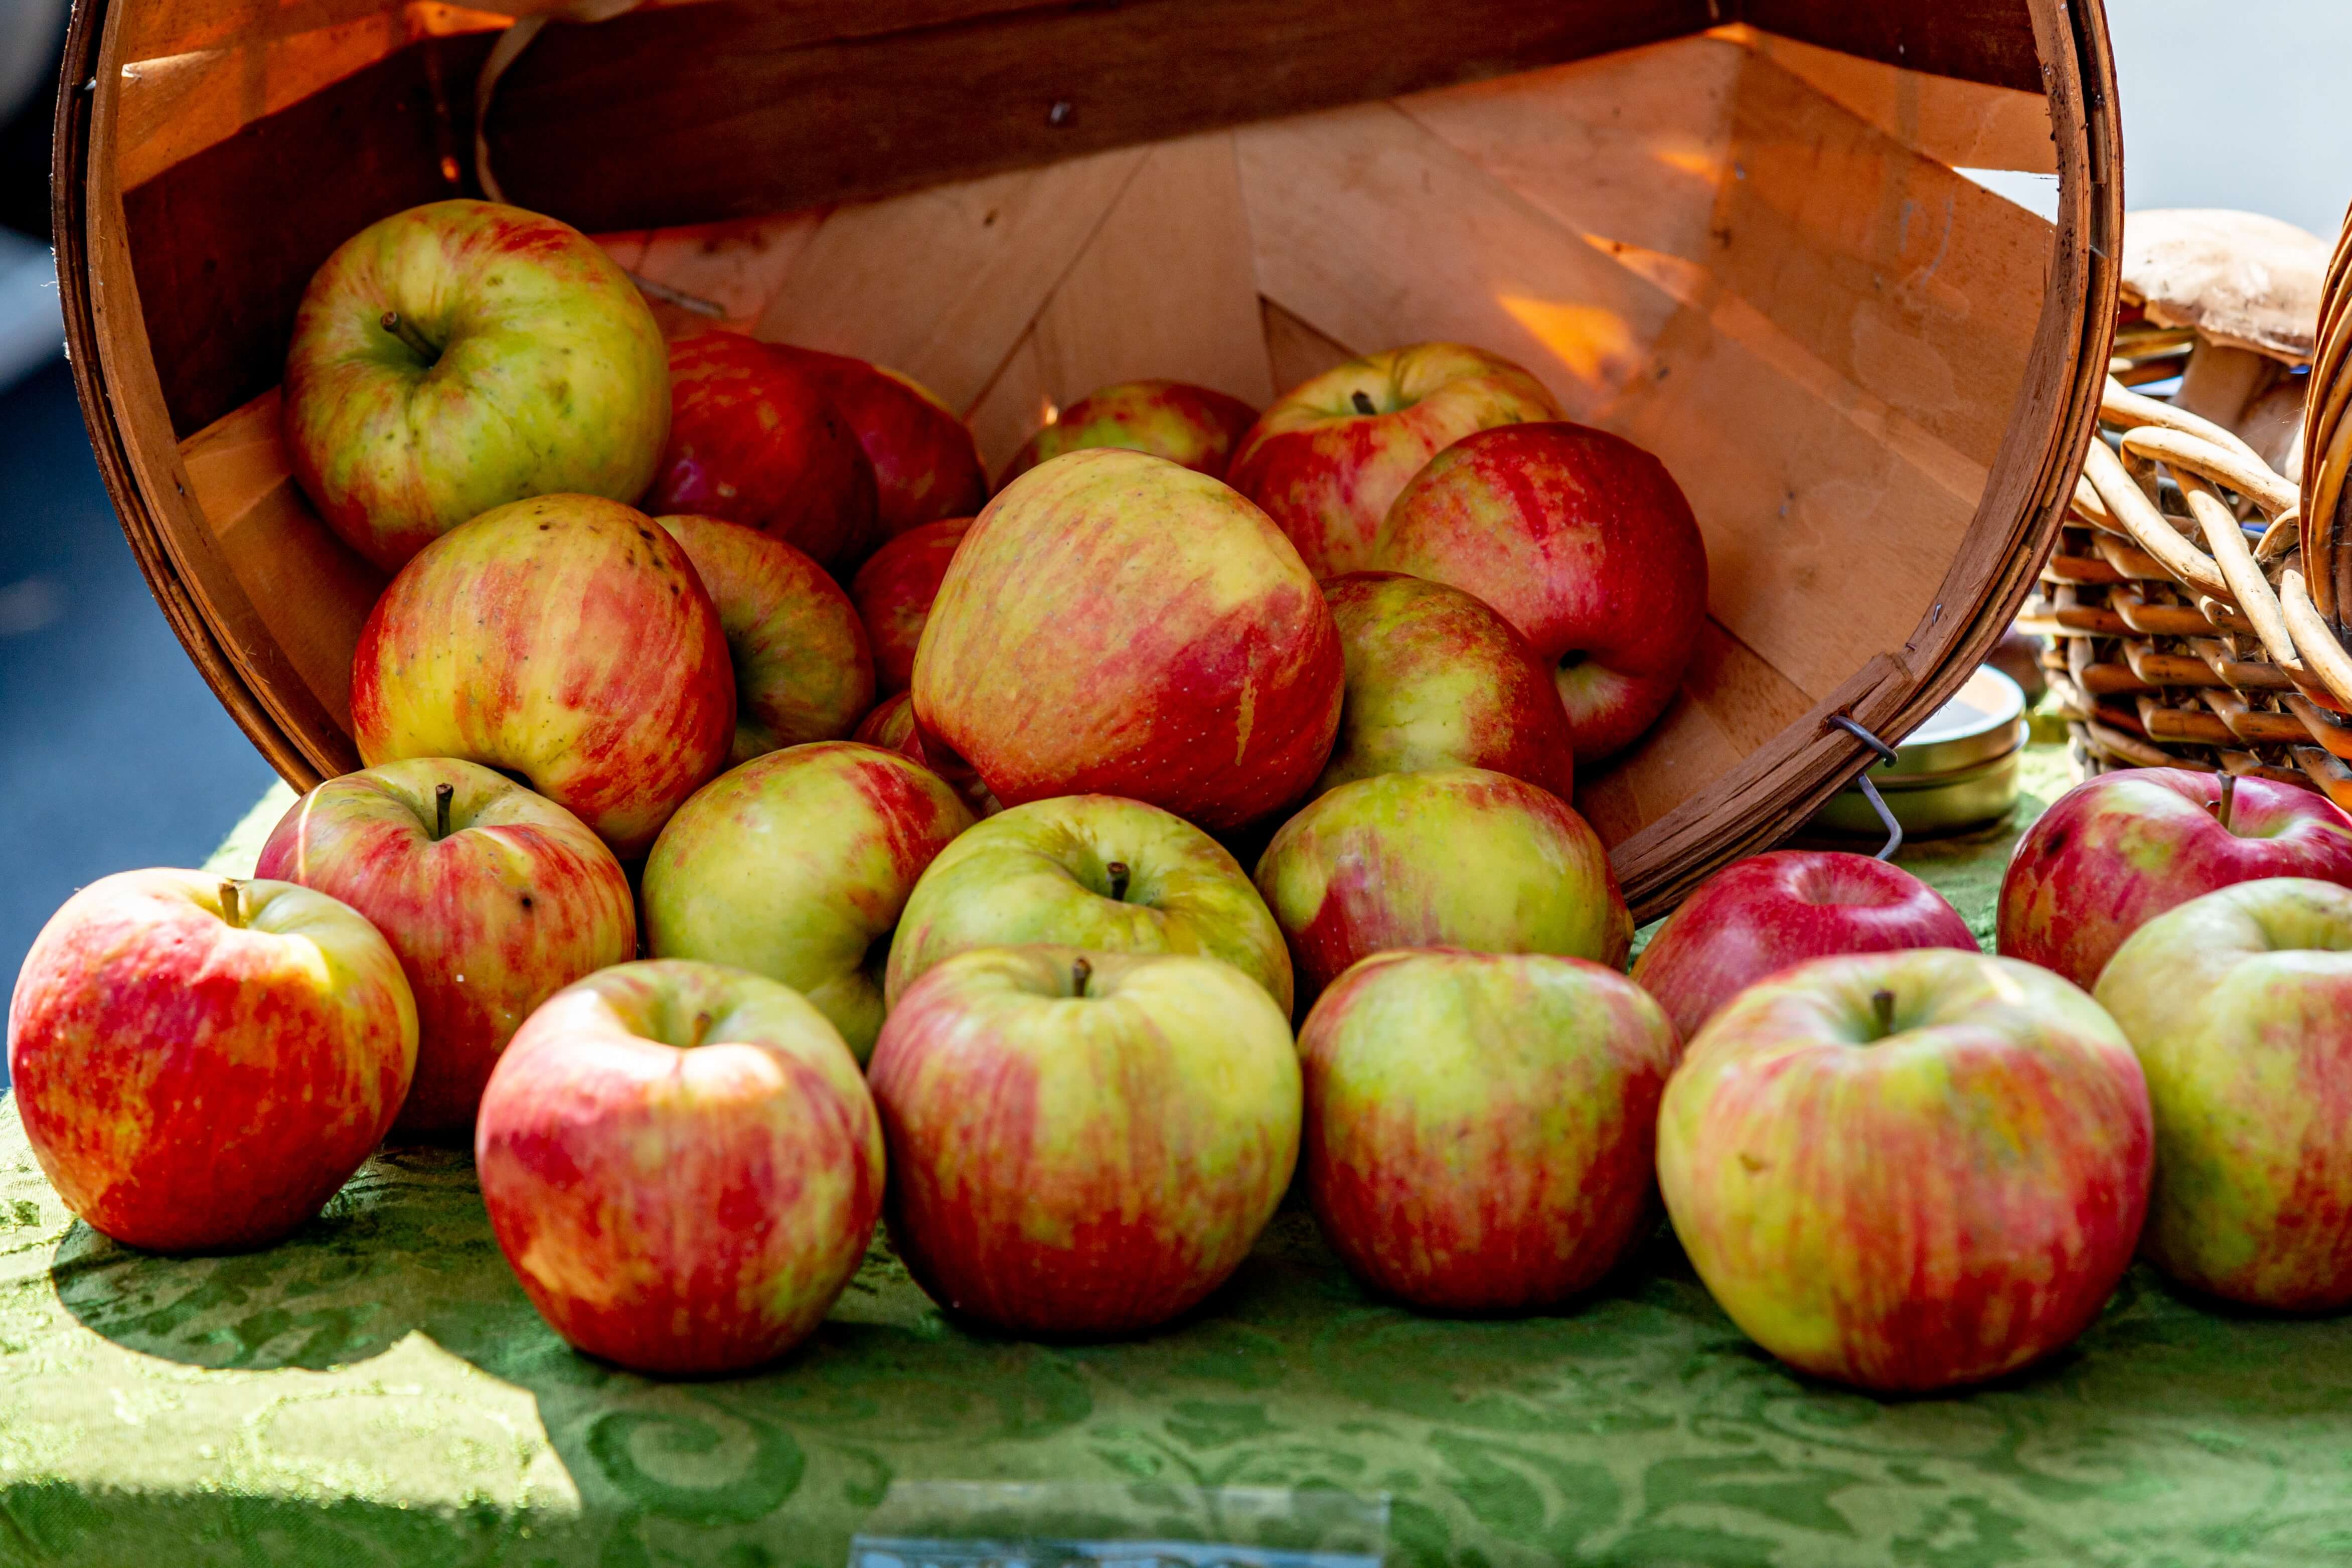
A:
9 869 416 1251
282 199 671 572
350 492 736 859
869 946 1298 1335
476 959 883 1375
657 514 875 763
256 757 637 1138
1657 949 2152 1392
913 448 1342 831
1300 949 1674 1313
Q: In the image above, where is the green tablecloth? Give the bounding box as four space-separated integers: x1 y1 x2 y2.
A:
8 755 2351 1568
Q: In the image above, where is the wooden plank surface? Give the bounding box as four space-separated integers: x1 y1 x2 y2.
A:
1728 25 2056 173
753 147 1146 414
488 0 1722 233
1031 132 1275 412
1235 99 1680 423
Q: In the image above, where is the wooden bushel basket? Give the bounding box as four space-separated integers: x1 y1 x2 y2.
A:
55 0 2121 917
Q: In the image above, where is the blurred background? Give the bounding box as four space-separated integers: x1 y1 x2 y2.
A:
0 1 2347 1084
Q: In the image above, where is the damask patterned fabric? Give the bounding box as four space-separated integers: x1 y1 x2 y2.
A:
8 755 2347 1568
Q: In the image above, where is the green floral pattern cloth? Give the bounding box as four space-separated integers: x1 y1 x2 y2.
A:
7 755 2350 1567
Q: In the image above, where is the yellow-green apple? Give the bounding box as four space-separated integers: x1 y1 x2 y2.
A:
1657 949 2152 1392
1375 422 1708 763
1300 950 1674 1313
475 959 882 1375
1633 851 1978 1043
255 758 636 1139
1227 344 1562 579
351 492 735 859
655 514 874 764
913 448 1343 830
886 794 1292 1013
642 741 974 1061
8 870 416 1252
1255 767 1630 1007
1000 380 1260 487
849 517 972 696
282 199 671 573
2097 877 2352 1309
853 691 997 818
649 331 880 574
1999 768 2352 992
769 346 988 538
869 946 1298 1335
1317 571 1576 801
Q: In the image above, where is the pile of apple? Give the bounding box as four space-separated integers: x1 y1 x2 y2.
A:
17 199 2352 1396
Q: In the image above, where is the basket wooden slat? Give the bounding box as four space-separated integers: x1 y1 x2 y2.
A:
61 0 2122 919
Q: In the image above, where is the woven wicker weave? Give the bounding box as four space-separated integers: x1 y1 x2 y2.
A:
2024 362 2352 803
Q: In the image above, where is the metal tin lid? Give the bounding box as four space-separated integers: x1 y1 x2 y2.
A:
1868 666 2028 781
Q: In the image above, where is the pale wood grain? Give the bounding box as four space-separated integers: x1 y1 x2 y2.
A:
754 147 1148 414
1032 131 1274 410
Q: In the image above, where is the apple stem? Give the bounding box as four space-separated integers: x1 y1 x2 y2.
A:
379 310 439 365
1071 955 1092 998
1870 988 1897 1038
1350 390 1376 416
2214 771 2237 833
219 879 243 929
1105 860 1131 902
434 781 453 841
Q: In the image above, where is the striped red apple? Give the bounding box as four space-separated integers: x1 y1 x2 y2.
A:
256 757 637 1138
9 870 417 1251
913 448 1343 832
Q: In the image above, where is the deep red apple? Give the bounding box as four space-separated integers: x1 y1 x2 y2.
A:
769 345 988 538
912 448 1343 831
849 517 972 697
649 330 880 573
1633 851 1978 1043
1375 421 1708 763
1999 768 2352 992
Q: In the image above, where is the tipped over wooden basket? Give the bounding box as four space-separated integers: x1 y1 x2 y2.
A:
57 0 2120 916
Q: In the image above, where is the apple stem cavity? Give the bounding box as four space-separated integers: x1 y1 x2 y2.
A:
1071 955 1092 999
219 879 243 930
379 309 440 366
1106 860 1131 903
1350 390 1377 417
434 781 453 841
1870 988 1897 1039
2213 772 2238 834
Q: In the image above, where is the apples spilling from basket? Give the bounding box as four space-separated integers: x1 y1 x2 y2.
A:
20 199 2352 1393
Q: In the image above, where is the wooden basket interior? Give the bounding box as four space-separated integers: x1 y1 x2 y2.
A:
80 0 2080 912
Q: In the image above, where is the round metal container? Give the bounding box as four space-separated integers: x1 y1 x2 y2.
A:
1811 667 2028 838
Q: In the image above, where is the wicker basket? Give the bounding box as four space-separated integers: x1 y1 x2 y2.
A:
2026 208 2352 804
55 0 2122 917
